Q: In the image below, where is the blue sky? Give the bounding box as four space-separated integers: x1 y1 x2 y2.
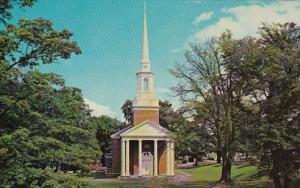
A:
12 0 300 120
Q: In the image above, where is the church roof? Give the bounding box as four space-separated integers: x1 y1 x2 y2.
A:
111 120 171 139
111 125 132 139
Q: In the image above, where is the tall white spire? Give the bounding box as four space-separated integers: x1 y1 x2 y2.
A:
141 1 150 64
133 1 158 110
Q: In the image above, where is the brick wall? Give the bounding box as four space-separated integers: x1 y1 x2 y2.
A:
111 138 121 173
158 141 167 175
133 110 159 125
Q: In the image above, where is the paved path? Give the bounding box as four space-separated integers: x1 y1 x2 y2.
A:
91 170 193 186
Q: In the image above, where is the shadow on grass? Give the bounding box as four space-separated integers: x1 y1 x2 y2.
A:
177 180 220 188
235 162 252 169
178 162 220 169
232 172 247 180
243 171 265 181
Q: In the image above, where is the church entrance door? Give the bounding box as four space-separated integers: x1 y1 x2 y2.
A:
142 152 153 176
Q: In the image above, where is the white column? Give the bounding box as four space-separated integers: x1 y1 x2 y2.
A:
166 140 171 175
126 140 130 176
170 141 175 175
121 139 126 176
154 140 158 176
138 139 142 176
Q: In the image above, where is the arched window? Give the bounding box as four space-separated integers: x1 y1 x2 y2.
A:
143 78 149 91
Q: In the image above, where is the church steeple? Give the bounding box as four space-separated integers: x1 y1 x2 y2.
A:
140 2 150 72
141 2 150 64
132 2 159 126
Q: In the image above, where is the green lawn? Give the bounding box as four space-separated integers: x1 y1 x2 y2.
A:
84 182 143 188
84 162 300 188
180 162 271 188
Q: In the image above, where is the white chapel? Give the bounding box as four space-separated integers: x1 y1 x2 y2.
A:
110 3 175 177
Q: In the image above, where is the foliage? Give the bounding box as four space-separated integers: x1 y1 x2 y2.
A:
159 100 178 130
0 73 100 186
121 99 133 125
225 22 300 188
172 22 300 187
0 1 99 187
90 116 126 163
171 35 245 182
173 118 211 165
0 0 36 24
0 18 81 71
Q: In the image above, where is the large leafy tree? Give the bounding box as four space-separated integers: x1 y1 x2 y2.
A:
226 23 300 188
0 1 99 187
171 36 245 183
90 116 126 164
174 117 212 166
0 71 100 187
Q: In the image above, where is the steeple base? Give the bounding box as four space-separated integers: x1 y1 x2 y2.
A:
133 107 159 126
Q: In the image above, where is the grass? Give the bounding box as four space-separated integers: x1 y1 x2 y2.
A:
84 182 143 188
84 162 300 187
180 162 271 188
181 162 265 181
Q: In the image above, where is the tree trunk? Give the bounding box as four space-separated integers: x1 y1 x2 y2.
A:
272 171 281 188
194 157 199 166
217 150 222 163
220 152 232 183
283 151 293 188
216 121 222 164
272 151 282 188
194 156 199 166
55 161 61 173
283 174 292 188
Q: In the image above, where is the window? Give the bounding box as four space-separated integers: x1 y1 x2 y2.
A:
143 78 149 91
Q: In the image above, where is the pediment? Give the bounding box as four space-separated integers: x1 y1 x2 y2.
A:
120 120 171 138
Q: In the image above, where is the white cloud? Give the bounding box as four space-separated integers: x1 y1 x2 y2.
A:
192 1 300 44
84 98 115 117
192 0 205 4
193 11 214 25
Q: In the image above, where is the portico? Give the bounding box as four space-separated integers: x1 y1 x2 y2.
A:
112 120 175 176
120 139 174 176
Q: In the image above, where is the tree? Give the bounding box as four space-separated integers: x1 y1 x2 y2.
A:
0 71 100 186
121 99 133 125
0 1 99 187
174 116 212 166
171 35 245 183
0 18 81 72
226 23 300 188
0 0 36 24
90 116 126 164
159 100 178 130
193 96 223 163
